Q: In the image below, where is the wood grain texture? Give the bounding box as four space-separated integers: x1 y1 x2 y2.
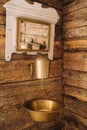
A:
64 95 87 118
0 14 5 25
0 78 62 108
63 1 87 130
63 19 87 30
0 106 36 130
63 0 87 15
63 123 79 130
63 8 87 22
0 59 62 84
63 110 87 130
54 41 63 58
64 85 87 102
63 26 87 39
64 39 87 50
0 36 5 46
0 24 5 35
64 70 87 89
63 52 87 71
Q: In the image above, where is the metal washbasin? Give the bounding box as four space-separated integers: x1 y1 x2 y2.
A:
24 99 60 122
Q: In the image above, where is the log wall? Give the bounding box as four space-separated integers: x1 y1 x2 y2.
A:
0 0 63 130
63 0 87 129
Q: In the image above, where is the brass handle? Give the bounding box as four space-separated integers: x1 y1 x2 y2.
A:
31 62 34 78
29 62 34 78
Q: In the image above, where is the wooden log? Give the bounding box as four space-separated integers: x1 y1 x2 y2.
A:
0 90 47 111
0 77 62 108
63 52 87 71
64 70 87 89
63 19 87 30
0 106 35 130
63 110 87 130
64 85 87 102
0 36 5 47
54 48 62 59
63 0 87 15
0 14 5 25
54 41 62 49
0 59 62 84
50 59 62 77
0 36 5 59
53 41 63 58
23 127 31 130
64 95 87 118
29 125 38 130
46 80 63 102
63 26 87 39
0 60 32 83
63 122 79 130
0 3 6 15
64 39 87 50
63 8 87 22
37 122 55 130
63 1 87 130
26 124 37 130
0 24 5 35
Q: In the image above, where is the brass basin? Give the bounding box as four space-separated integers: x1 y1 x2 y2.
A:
24 99 60 122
